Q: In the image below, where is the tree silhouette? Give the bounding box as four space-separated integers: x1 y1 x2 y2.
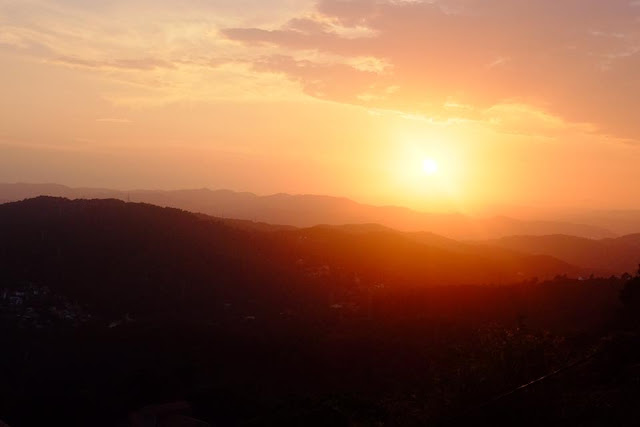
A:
619 264 640 327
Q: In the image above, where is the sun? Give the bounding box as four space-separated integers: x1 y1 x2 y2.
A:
423 158 439 175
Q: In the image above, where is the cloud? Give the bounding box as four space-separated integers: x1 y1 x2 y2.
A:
0 0 316 105
96 118 132 123
481 103 596 139
2 0 639 141
55 57 176 71
222 0 640 141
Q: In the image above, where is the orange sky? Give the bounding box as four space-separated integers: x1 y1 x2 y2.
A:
1 0 640 214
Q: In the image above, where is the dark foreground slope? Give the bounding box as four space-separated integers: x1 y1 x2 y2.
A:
1 197 639 427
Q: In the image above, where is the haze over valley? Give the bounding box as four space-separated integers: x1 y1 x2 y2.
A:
0 183 622 240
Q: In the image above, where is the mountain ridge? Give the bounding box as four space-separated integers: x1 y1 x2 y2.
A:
0 183 615 240
479 233 640 275
0 196 590 294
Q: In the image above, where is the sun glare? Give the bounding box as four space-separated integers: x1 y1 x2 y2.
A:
423 158 439 175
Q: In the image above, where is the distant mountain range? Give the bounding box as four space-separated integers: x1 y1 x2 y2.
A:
297 223 639 277
556 210 640 236
479 234 640 275
0 183 617 240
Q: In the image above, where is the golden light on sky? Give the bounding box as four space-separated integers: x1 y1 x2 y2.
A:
2 0 640 213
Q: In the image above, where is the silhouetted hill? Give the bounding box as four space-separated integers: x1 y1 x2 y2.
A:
0 183 615 240
200 215 296 233
0 197 588 318
314 224 601 278
481 234 640 275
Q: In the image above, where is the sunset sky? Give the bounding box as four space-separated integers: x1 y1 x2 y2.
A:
1 0 640 213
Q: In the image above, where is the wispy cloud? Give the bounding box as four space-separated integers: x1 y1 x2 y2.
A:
2 0 639 141
95 118 132 123
222 0 640 141
0 0 313 105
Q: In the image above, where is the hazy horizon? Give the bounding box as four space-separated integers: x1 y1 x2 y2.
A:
6 180 640 219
